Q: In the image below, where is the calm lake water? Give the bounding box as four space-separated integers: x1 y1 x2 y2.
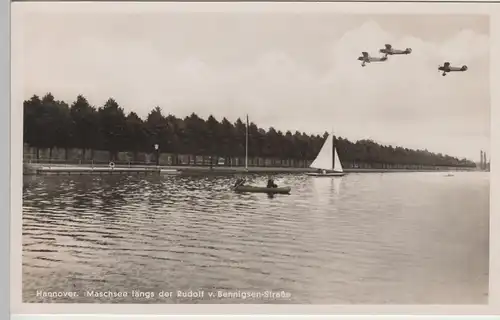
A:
22 171 489 304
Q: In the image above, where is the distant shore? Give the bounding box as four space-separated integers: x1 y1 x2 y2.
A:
23 162 479 175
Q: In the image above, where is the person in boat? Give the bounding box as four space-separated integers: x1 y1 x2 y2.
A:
234 178 246 188
267 178 278 188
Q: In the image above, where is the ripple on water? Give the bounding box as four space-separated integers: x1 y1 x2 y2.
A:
22 172 490 304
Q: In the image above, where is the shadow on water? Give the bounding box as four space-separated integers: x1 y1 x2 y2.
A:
22 172 490 304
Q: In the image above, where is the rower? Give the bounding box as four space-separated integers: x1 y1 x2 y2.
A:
267 178 278 188
234 178 246 188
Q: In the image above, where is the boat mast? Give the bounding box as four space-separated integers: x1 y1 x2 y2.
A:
245 114 249 169
331 130 335 171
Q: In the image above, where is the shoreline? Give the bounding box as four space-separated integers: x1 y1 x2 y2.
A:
24 163 480 175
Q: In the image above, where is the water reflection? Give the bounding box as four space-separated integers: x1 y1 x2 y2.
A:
22 172 489 304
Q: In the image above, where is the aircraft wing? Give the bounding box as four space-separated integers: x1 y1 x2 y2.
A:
362 52 369 58
385 44 392 50
443 62 450 68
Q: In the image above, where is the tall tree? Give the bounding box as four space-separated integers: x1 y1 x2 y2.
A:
125 111 148 160
165 114 182 163
205 115 221 163
184 113 207 156
70 95 99 159
145 106 173 154
53 100 73 158
97 98 127 160
39 93 60 158
219 117 235 162
23 95 43 159
233 118 246 157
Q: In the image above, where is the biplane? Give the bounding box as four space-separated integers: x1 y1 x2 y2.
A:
357 52 388 67
438 62 468 76
379 44 412 57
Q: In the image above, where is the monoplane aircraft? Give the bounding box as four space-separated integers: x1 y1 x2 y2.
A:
357 52 388 67
438 62 468 76
379 44 412 57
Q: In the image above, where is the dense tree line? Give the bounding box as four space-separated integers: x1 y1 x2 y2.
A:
23 93 475 167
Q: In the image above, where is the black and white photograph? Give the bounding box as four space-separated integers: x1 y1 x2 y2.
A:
15 2 490 305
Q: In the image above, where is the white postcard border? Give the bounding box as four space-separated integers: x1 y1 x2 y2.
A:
10 1 499 316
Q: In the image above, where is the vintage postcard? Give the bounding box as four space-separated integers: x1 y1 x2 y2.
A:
10 1 498 316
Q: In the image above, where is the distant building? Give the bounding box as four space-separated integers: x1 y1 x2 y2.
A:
480 150 484 170
478 150 489 171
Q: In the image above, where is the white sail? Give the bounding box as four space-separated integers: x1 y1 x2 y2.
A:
333 147 343 172
310 133 334 170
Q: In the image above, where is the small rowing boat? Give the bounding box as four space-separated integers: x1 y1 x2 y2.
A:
234 185 291 194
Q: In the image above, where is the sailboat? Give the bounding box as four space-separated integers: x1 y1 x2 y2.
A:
306 131 345 177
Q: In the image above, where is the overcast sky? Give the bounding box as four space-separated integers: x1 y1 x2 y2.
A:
14 5 490 161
